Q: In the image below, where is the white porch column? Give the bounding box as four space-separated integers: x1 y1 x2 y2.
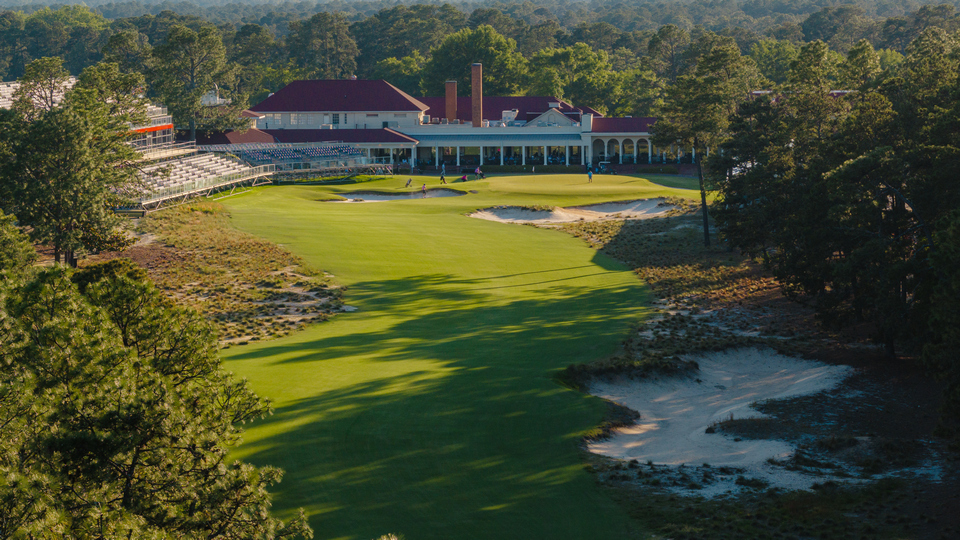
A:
435 146 440 167
692 146 696 163
647 140 652 163
522 146 526 166
479 145 484 166
456 146 461 167
500 145 504 165
543 146 547 165
565 145 570 165
366 148 371 162
618 140 624 164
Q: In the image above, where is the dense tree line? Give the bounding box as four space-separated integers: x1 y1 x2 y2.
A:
4 2 955 132
681 32 960 432
5 1 960 39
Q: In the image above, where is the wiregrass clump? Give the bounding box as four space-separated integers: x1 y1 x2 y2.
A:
87 201 343 346
557 215 824 383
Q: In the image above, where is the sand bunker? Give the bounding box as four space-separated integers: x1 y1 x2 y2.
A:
334 189 465 202
470 199 674 223
589 348 854 494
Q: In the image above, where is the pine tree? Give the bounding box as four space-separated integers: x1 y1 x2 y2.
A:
0 264 313 538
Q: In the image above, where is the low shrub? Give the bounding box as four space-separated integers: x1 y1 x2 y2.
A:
481 164 585 174
274 175 389 186
637 165 680 174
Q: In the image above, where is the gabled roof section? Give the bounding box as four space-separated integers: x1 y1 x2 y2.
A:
263 128 419 145
250 80 429 113
591 117 656 133
418 96 602 123
523 108 577 127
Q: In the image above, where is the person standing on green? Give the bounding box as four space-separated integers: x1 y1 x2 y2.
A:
587 169 593 183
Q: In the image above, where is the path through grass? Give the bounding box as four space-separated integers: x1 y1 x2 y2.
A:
220 174 697 540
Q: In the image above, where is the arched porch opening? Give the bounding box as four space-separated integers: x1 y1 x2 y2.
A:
606 139 620 164
637 139 650 164
622 140 635 164
592 139 605 164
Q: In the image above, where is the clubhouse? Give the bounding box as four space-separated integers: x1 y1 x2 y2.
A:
200 64 664 169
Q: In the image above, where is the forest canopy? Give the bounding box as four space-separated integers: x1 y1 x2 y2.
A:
3 0 959 120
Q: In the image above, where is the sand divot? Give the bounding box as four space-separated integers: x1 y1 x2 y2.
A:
470 199 675 224
588 348 855 495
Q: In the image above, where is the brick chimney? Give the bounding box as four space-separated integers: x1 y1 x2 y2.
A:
445 80 457 122
471 63 483 128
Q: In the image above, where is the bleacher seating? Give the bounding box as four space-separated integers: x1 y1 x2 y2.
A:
205 143 363 166
0 78 77 110
139 153 254 193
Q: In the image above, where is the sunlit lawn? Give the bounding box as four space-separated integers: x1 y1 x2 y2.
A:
221 174 698 540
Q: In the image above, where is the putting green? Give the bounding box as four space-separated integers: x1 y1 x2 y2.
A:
221 174 697 540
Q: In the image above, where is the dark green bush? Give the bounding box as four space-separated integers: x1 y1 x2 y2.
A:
482 164 585 174
637 165 680 174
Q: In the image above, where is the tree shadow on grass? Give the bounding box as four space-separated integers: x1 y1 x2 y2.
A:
228 268 649 540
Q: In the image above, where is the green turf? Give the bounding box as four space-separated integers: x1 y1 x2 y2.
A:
638 174 702 191
220 174 698 540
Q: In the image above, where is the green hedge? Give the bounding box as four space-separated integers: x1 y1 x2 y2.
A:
273 175 389 186
636 165 680 174
481 164 585 174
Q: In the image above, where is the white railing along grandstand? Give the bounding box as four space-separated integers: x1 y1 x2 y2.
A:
137 141 197 160
138 164 275 205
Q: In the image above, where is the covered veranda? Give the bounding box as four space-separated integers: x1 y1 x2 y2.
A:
413 133 587 168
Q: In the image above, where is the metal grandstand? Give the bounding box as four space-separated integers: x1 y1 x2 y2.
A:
129 110 276 212
2 76 274 214
0 77 77 109
133 149 275 212
201 142 394 178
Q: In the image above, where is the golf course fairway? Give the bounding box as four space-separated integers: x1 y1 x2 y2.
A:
220 174 697 540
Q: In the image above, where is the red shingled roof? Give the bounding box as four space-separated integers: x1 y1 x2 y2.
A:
193 128 276 145
590 117 656 133
418 96 602 124
262 128 418 144
251 80 429 113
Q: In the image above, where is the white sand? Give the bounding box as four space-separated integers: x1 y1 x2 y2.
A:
470 199 674 224
588 348 854 494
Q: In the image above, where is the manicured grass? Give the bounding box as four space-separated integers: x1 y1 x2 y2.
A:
219 174 698 540
638 174 702 191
